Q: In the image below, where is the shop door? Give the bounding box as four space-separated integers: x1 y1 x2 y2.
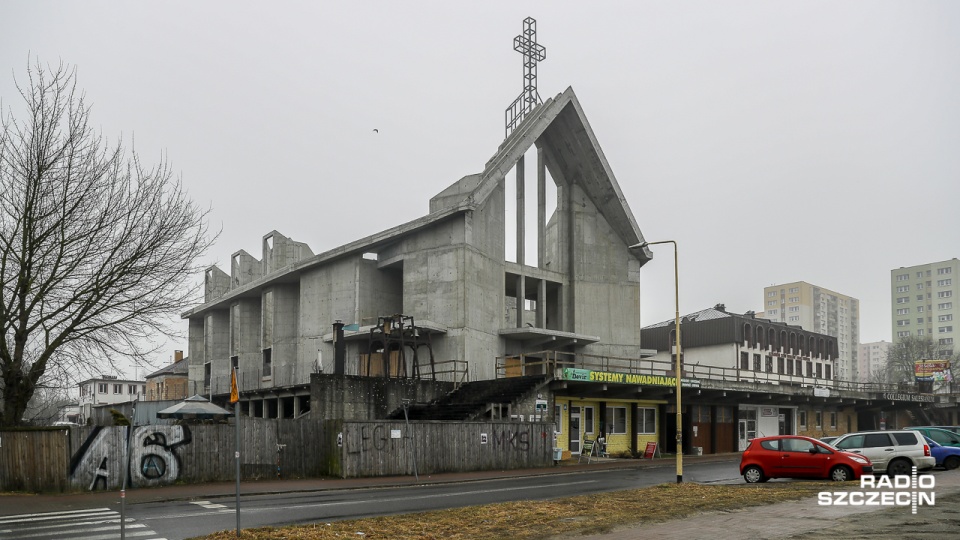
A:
569 406 581 453
738 417 757 451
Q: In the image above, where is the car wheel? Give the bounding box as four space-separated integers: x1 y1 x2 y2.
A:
743 465 766 484
944 456 960 470
830 465 853 482
887 458 912 476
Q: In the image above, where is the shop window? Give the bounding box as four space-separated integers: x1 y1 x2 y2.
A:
637 408 656 434
798 411 807 429
830 412 837 429
606 407 627 434
815 411 822 429
584 406 595 435
554 405 562 434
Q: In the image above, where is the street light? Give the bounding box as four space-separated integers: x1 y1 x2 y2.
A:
631 240 683 483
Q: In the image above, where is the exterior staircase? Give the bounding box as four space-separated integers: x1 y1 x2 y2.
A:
388 375 549 421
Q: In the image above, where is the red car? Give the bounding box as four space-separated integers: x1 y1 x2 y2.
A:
740 435 873 483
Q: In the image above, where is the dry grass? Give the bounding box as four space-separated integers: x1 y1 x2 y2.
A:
194 480 851 540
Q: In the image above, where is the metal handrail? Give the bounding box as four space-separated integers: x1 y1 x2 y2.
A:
494 350 944 395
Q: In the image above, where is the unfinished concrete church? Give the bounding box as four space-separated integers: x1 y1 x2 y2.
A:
184 86 669 456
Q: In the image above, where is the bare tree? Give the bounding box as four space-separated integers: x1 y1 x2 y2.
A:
0 61 214 426
21 384 75 426
883 335 951 388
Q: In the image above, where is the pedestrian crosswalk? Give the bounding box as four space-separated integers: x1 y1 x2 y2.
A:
0 507 166 540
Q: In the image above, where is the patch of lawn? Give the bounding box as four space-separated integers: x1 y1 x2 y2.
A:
193 480 853 540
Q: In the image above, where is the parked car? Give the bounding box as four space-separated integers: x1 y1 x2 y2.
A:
819 436 839 446
740 435 873 483
923 436 960 470
832 430 935 475
907 427 960 447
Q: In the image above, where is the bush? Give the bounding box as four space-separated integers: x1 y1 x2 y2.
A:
109 409 130 426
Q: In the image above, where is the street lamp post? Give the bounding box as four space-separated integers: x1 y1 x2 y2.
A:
631 240 683 483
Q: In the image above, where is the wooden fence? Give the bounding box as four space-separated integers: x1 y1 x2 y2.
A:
0 419 551 493
339 420 553 478
0 429 72 492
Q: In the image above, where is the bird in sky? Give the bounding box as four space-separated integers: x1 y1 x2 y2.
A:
373 128 379 133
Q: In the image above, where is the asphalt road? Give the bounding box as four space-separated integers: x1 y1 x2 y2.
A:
0 460 742 540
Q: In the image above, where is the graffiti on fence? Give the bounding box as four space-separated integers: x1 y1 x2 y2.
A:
347 423 407 454
493 429 531 451
69 425 192 490
130 425 191 487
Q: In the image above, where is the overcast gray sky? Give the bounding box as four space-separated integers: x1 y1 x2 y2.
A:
3 1 958 378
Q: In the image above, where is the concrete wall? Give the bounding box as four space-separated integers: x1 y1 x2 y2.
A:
310 374 454 421
232 298 262 377
568 182 642 359
203 310 230 386
188 317 205 388
269 284 301 385
231 250 262 288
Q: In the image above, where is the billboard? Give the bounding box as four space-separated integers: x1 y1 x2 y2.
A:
914 360 952 382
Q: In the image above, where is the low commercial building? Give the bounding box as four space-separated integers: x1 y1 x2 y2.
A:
640 304 845 452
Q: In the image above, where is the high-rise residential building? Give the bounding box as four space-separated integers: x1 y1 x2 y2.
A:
759 281 860 382
891 258 959 357
858 340 891 383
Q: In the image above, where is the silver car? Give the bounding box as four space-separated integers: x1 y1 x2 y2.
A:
832 430 936 475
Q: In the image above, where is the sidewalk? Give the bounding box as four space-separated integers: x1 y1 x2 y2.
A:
0 453 736 516
570 468 960 540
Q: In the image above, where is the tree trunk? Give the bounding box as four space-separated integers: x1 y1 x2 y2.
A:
1 369 32 426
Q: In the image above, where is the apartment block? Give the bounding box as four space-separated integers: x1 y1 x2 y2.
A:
858 340 891 383
759 281 860 382
891 258 959 356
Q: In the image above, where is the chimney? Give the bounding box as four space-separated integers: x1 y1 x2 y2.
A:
333 321 346 375
174 350 184 363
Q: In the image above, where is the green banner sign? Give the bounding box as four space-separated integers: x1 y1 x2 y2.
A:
561 368 699 388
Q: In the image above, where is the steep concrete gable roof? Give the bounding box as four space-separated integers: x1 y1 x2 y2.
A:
432 86 651 263
184 88 652 318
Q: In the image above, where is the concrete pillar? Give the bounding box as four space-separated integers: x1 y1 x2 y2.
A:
537 146 545 269
537 278 546 328
516 154 525 266
516 274 526 328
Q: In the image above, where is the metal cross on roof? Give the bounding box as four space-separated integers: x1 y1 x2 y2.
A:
505 17 547 138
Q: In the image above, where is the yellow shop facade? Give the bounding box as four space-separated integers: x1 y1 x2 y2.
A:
551 367 686 457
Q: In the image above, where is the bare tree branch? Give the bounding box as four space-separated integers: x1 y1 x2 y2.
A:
0 60 215 426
